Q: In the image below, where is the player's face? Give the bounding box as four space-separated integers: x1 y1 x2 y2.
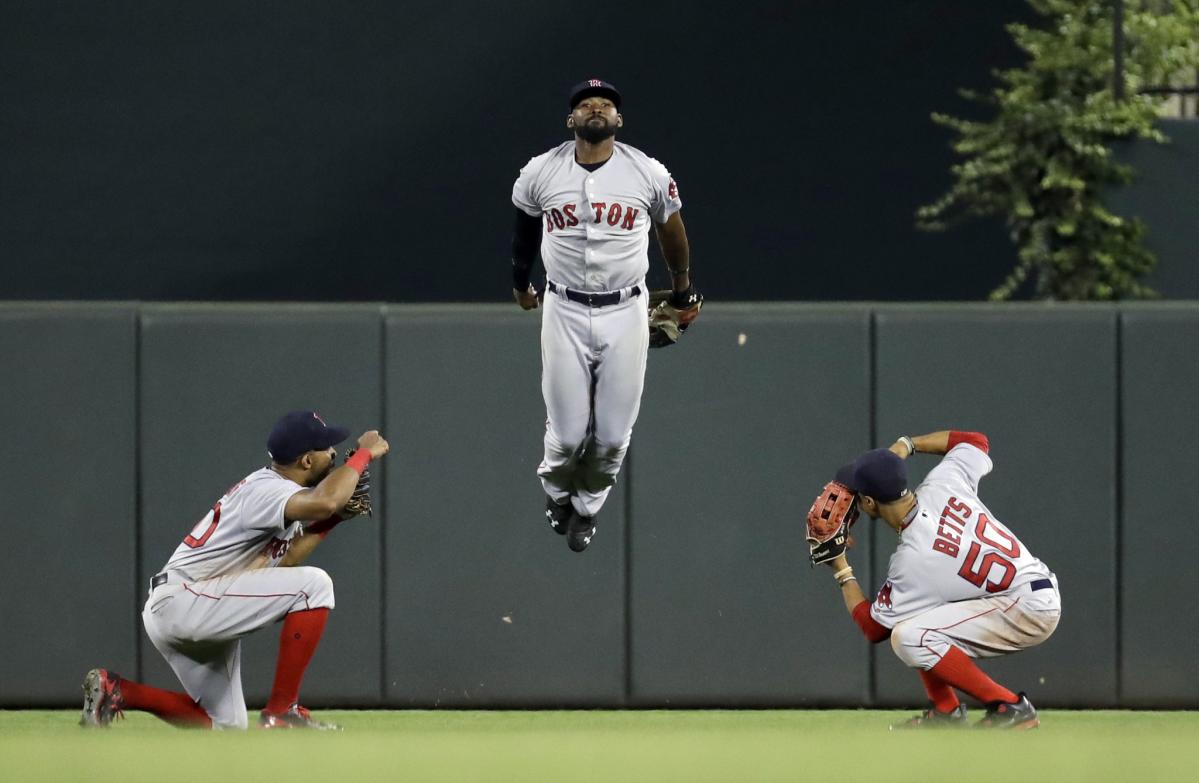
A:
305 447 337 486
569 97 621 143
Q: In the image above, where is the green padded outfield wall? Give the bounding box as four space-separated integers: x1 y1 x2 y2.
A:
0 302 1194 708
871 307 1118 707
0 306 138 704
382 309 627 706
137 305 384 707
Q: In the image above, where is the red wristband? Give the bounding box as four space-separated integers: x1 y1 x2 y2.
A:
346 449 372 474
306 514 344 540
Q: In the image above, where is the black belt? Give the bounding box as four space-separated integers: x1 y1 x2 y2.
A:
1030 578 1053 591
151 572 173 589
547 281 640 308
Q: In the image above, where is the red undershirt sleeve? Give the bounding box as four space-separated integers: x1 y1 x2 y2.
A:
851 600 891 643
947 430 989 454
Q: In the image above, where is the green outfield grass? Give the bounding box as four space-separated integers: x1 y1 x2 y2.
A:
2 709 1196 783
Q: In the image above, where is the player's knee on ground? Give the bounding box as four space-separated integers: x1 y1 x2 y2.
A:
288 566 335 611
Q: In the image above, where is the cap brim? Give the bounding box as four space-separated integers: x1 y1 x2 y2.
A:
834 462 857 491
315 425 350 451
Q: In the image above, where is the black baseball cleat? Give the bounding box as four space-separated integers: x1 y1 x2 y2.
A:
977 692 1039 729
80 668 125 727
890 704 968 730
259 703 341 730
545 495 571 536
566 513 597 552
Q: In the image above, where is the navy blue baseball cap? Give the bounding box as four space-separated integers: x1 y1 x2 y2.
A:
569 79 622 110
835 448 910 504
267 410 350 464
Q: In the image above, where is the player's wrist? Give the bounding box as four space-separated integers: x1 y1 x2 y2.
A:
833 565 856 587
898 435 916 457
346 449 372 475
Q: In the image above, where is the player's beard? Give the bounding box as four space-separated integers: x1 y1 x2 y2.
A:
576 116 617 144
308 461 335 486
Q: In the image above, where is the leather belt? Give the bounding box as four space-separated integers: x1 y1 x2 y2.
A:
151 572 178 590
547 280 641 308
1030 578 1053 591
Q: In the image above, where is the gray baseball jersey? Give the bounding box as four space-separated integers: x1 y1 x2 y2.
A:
511 139 682 522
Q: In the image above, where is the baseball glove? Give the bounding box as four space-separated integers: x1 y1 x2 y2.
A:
648 287 703 348
806 480 859 566
340 449 372 518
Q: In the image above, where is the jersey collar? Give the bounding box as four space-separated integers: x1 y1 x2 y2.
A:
899 496 921 531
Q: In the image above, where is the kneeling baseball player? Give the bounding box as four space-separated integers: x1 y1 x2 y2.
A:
806 430 1060 729
81 410 388 730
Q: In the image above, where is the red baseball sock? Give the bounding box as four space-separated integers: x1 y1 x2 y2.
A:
918 669 961 713
118 677 211 728
929 646 1017 705
264 607 330 715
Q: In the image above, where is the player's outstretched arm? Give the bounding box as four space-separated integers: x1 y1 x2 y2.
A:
889 431 952 459
826 553 891 643
284 431 389 522
653 212 691 293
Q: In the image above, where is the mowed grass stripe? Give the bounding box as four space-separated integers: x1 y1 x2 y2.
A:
2 710 1197 783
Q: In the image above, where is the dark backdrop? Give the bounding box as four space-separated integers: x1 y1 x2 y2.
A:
0 0 1100 302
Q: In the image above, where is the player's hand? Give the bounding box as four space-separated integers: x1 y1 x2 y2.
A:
513 285 540 310
357 430 390 459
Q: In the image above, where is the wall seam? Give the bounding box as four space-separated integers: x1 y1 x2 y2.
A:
867 308 878 706
133 309 144 682
623 447 634 707
1114 311 1124 705
378 307 388 706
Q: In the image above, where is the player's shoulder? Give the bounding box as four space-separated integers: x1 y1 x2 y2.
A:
519 142 573 173
242 466 302 492
615 142 672 176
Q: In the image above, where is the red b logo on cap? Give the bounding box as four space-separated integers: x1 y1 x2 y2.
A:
588 79 602 87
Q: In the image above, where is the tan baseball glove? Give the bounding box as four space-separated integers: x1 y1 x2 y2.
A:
648 287 703 348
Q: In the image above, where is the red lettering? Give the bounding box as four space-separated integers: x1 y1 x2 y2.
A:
563 204 578 226
932 538 960 558
875 582 893 609
939 510 965 533
184 502 222 549
975 514 1020 558
668 179 678 200
936 523 962 546
551 209 565 229
620 207 639 230
958 543 1016 593
592 202 607 222
607 203 623 226
545 212 554 233
947 496 973 518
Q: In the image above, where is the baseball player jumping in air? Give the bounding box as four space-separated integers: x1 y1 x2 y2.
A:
80 411 388 730
510 79 700 553
806 431 1061 729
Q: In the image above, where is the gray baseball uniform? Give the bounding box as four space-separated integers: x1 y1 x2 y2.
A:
513 140 682 519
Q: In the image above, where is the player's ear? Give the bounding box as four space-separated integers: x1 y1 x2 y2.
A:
566 115 575 129
615 113 623 128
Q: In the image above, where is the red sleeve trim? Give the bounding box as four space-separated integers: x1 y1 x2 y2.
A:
851 600 891 643
947 431 989 454
306 513 344 539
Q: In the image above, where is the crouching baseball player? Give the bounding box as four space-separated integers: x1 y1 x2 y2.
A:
806 430 1061 729
81 411 388 730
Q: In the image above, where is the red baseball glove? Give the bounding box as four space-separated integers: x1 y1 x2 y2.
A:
806 480 859 566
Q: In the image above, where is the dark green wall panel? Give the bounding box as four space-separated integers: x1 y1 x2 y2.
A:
629 306 873 705
872 307 1117 708
138 305 383 706
0 306 137 705
1120 307 1199 706
383 308 626 706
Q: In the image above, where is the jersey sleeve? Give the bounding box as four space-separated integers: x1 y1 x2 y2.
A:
245 479 302 533
511 154 546 217
921 439 993 496
869 550 943 629
645 157 682 224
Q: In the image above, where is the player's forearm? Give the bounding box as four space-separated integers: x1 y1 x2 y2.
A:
654 214 690 292
512 210 543 290
280 532 322 566
826 554 865 614
908 431 951 456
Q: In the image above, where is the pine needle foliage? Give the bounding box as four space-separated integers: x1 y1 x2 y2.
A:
918 0 1199 300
